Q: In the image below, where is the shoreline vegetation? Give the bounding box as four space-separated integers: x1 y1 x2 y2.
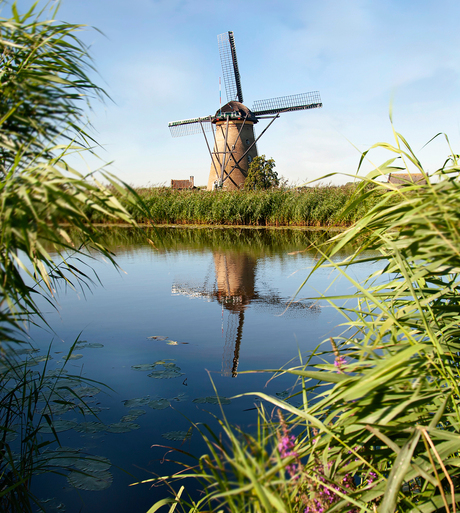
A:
85 184 384 227
3 1 460 513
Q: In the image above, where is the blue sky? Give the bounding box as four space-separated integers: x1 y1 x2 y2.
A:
10 0 460 186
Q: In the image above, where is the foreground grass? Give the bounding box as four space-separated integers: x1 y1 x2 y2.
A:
85 185 383 227
139 129 460 513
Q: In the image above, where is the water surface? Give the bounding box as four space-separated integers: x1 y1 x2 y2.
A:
25 227 376 513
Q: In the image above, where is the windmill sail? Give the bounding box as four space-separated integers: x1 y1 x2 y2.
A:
218 31 244 103
168 116 213 137
252 91 322 116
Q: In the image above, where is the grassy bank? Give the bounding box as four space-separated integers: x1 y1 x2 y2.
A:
86 184 383 227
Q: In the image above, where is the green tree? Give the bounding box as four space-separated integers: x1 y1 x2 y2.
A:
244 155 279 190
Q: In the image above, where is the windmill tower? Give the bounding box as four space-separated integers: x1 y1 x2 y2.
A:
168 31 322 191
171 250 320 377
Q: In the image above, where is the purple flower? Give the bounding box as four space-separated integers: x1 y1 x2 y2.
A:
334 355 347 372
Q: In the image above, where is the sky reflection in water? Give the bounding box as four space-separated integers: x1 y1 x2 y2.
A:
27 227 378 513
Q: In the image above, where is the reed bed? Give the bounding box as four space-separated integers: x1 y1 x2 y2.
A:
141 128 460 513
86 184 383 227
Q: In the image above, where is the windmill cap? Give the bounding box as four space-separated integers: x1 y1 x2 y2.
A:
213 101 258 123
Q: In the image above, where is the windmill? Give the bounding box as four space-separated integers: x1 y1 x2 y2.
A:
172 250 320 377
168 31 322 191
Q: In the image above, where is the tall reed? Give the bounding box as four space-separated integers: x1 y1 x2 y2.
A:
140 126 460 513
0 3 142 510
88 185 382 227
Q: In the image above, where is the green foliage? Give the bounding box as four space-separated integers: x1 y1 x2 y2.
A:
0 0 104 175
100 185 381 227
244 155 279 190
142 126 460 513
0 2 141 510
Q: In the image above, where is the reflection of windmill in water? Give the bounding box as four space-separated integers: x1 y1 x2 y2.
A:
172 251 319 377
168 31 322 190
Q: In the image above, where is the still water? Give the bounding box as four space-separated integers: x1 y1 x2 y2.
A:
26 227 376 513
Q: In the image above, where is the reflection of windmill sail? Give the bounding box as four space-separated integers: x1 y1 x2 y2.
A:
172 250 320 378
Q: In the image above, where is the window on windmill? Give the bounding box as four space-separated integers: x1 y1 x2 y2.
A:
245 139 250 145
247 155 252 163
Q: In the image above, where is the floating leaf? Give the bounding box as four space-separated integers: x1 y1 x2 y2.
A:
148 399 170 410
14 347 40 356
169 393 188 403
131 363 157 371
67 469 113 491
72 385 101 397
147 336 168 340
46 369 68 377
74 404 103 416
86 343 104 348
162 430 191 441
148 369 183 379
74 422 106 433
106 422 140 433
192 396 231 405
74 456 111 472
57 378 83 389
67 354 83 360
38 447 81 468
40 420 77 433
27 355 52 366
166 341 178 345
121 409 146 422
38 402 75 416
148 362 183 380
123 397 150 408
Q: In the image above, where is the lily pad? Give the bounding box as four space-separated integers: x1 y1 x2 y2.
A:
123 397 150 408
148 363 183 380
27 355 52 366
40 420 78 433
162 430 191 441
39 447 81 467
148 399 170 410
46 369 68 377
67 469 113 491
192 396 231 405
169 393 188 402
106 422 140 433
74 403 103 415
131 363 157 371
72 385 101 397
74 456 111 472
38 402 75 416
14 347 40 356
67 354 83 360
74 422 106 433
121 409 146 422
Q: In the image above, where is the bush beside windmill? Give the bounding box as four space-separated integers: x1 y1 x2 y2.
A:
168 31 322 191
